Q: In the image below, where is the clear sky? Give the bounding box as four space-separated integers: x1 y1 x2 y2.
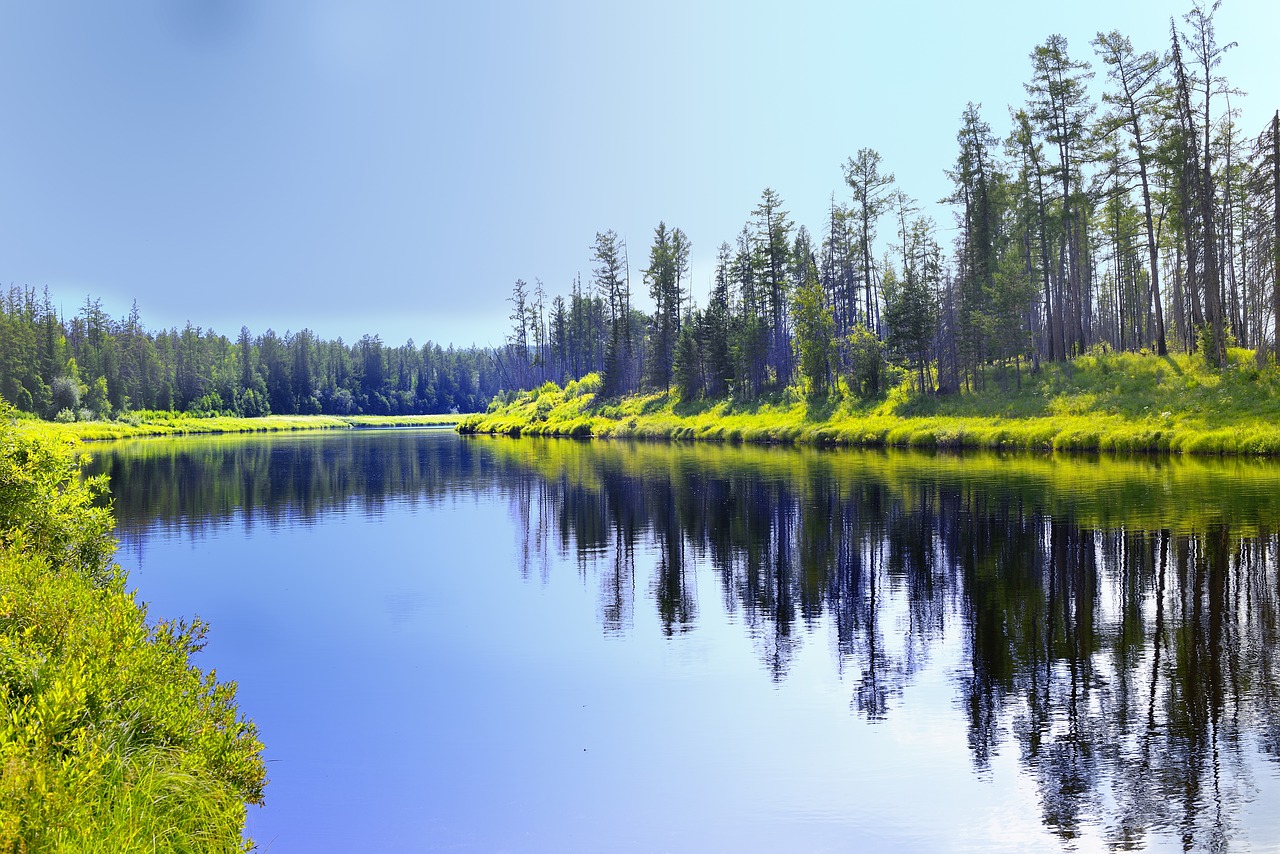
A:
1 1 1276 349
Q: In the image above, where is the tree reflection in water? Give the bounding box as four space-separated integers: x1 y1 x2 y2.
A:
485 440 1280 848
90 431 1280 850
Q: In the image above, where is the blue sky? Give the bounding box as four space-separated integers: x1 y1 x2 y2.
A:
1 1 1276 348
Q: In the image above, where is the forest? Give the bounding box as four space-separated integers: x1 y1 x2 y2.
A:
0 290 500 419
1 3 1276 422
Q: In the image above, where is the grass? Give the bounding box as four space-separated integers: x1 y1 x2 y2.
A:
459 349 1280 456
1 407 265 850
14 411 467 442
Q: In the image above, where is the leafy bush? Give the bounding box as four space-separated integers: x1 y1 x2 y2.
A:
0 401 266 849
49 375 82 415
845 325 885 397
565 372 602 399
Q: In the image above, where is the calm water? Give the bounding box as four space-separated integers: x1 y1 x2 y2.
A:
85 430 1280 853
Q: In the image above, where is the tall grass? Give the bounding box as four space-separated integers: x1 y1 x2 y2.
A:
1 406 266 849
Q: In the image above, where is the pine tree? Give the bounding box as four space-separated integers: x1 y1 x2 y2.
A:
704 242 735 398
791 244 833 396
1094 29 1170 355
1026 34 1095 356
645 222 680 392
842 148 895 335
753 189 794 387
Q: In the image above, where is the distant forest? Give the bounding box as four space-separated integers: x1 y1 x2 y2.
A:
2 4 1277 420
0 291 498 418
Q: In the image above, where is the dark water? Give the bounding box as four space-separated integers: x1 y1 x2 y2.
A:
84 430 1280 852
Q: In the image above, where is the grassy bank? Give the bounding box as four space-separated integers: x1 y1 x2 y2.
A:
0 405 266 849
460 349 1280 455
13 411 464 442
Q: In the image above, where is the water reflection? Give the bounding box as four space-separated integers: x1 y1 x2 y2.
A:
458 440 1280 849
87 431 1280 850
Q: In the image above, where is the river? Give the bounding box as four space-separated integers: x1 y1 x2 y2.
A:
85 428 1280 852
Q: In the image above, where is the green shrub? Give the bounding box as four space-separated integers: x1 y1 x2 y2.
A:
0 402 266 849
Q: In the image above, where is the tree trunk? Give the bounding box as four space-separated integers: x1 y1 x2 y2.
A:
1273 111 1280 365
1131 116 1167 355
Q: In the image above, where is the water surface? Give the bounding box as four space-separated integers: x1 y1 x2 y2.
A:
87 431 1280 852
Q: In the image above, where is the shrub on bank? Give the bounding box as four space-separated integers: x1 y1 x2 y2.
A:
0 403 266 850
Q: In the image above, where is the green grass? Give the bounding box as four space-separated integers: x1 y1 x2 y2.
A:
17 412 469 442
0 554 265 851
459 350 1280 456
1 406 266 849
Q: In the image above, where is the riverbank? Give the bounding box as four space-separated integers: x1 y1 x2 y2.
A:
12 412 463 442
460 349 1280 455
0 406 266 849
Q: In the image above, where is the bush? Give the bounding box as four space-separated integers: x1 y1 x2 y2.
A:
0 402 266 848
845 325 885 397
565 372 602 399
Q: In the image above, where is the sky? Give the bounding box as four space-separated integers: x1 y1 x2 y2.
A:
1 0 1276 349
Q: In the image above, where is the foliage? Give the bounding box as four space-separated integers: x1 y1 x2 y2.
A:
0 402 266 849
0 408 113 580
16 412 467 443
791 255 834 396
845 325 885 398
0 289 497 423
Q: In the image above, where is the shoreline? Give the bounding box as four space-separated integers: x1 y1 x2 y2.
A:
457 352 1280 457
13 413 464 442
459 409 1280 456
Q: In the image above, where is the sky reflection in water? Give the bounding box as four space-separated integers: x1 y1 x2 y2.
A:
86 430 1280 852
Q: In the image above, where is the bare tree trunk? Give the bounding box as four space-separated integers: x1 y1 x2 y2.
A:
1273 111 1280 365
1135 132 1168 355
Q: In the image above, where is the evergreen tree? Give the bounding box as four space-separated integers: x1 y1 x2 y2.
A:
791 243 834 396
593 230 633 396
704 242 735 398
672 317 702 401
884 219 940 393
753 188 794 387
1026 34 1095 356
843 148 895 335
1094 29 1170 355
645 221 681 392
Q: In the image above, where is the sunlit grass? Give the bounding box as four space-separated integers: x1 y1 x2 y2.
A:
16 412 471 442
459 351 1280 456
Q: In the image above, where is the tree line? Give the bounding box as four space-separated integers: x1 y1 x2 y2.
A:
502 3 1278 401
0 289 499 419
